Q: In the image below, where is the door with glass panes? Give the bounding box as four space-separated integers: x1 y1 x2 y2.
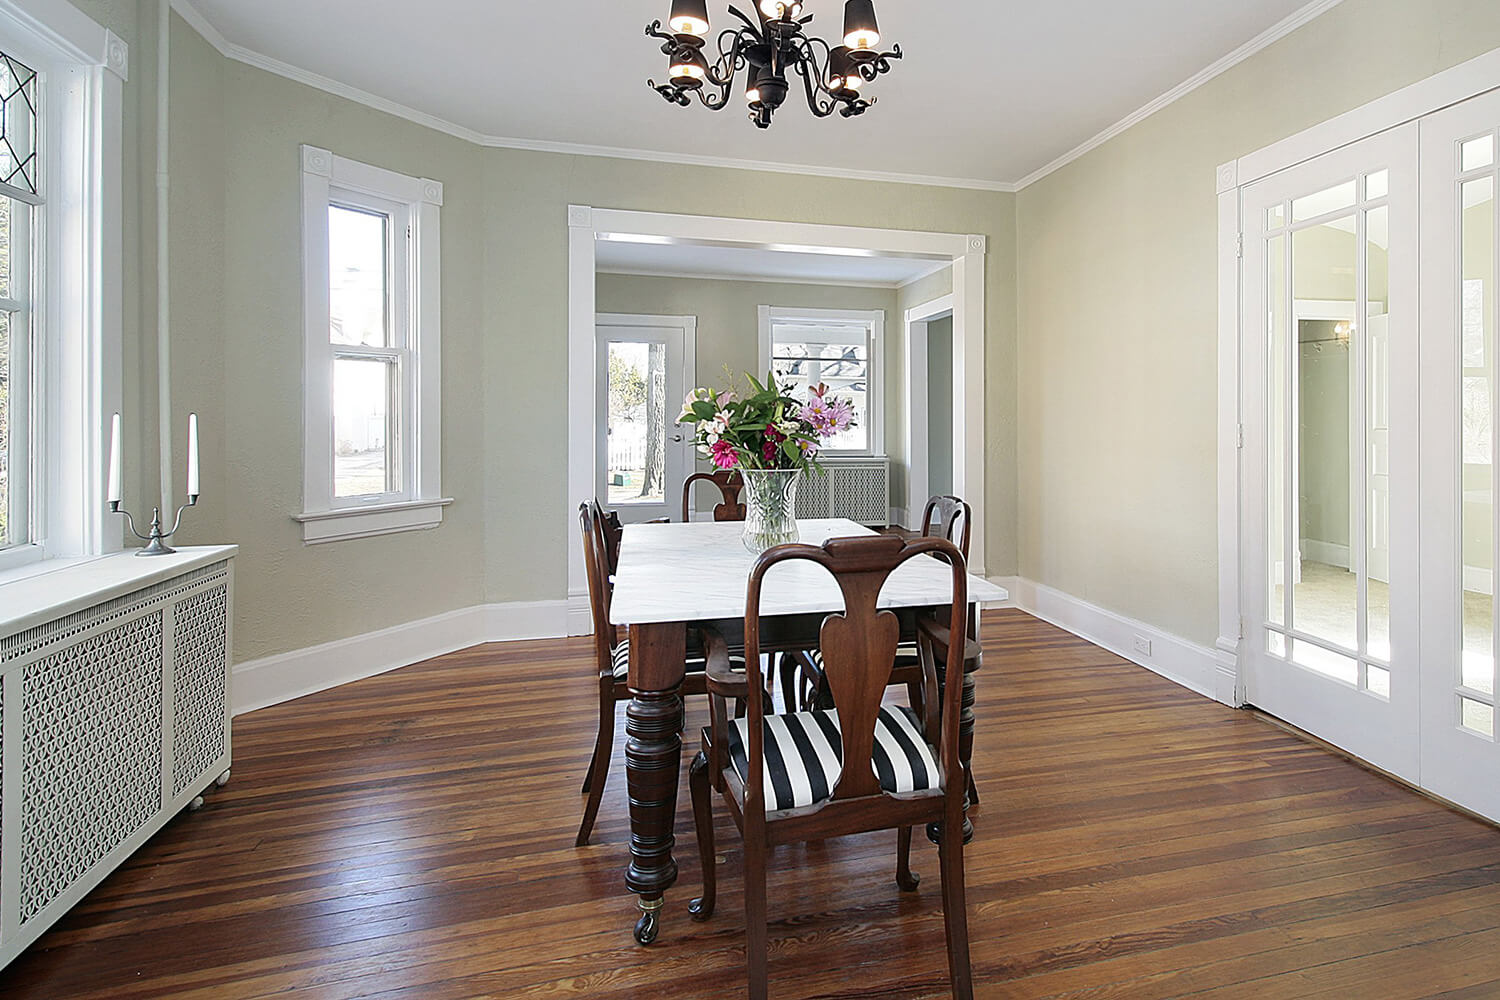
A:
1241 124 1420 782
1419 91 1500 821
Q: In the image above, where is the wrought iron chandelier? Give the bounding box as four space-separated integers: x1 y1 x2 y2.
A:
646 1 902 129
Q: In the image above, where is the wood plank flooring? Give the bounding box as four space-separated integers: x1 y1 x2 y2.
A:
5 610 1500 998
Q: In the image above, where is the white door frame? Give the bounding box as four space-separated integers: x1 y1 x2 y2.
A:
904 293 955 525
568 207 987 634
1217 45 1500 707
595 313 697 522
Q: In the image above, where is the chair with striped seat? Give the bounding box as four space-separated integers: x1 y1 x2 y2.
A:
789 495 983 813
687 534 974 1000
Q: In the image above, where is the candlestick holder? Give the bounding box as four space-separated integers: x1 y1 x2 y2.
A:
112 495 199 556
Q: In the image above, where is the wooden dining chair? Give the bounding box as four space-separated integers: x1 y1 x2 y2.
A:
576 500 751 846
786 495 983 809
681 470 745 523
687 534 976 1000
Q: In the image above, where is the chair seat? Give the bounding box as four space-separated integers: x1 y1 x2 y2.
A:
611 640 741 679
727 705 940 811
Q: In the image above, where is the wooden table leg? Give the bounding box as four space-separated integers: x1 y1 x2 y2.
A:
624 622 687 945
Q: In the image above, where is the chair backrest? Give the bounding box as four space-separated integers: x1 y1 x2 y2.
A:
741 534 968 809
682 471 746 523
921 495 972 561
578 501 618 673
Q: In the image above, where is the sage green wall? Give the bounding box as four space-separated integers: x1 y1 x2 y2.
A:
1016 0 1500 647
155 24 1017 661
594 272 900 514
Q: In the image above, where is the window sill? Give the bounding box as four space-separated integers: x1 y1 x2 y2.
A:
294 497 454 545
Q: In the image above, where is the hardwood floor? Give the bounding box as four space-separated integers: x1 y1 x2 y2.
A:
6 610 1500 998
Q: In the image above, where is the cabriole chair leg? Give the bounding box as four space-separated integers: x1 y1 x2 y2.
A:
688 750 717 920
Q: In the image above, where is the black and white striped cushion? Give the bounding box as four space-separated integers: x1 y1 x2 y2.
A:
610 640 740 679
726 705 940 811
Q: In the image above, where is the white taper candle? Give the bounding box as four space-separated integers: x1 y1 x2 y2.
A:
107 413 122 504
187 412 200 498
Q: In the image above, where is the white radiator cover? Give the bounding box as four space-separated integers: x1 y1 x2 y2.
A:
0 547 235 970
796 457 891 526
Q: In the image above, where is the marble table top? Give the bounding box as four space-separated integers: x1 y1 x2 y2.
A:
609 518 1009 626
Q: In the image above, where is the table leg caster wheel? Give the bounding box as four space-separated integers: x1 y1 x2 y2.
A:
187 795 205 812
634 898 663 945
216 769 231 787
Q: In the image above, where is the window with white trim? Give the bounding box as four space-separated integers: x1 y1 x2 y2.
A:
758 305 884 455
297 146 448 544
0 3 125 574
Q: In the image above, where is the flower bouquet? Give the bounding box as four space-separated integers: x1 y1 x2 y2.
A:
678 372 856 551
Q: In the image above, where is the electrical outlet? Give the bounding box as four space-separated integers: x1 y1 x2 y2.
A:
1133 635 1153 658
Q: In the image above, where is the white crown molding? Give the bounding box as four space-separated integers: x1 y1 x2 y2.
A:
595 265 908 290
174 0 1345 196
1013 0 1350 190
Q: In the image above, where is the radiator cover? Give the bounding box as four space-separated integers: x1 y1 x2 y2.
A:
796 457 891 526
0 553 234 969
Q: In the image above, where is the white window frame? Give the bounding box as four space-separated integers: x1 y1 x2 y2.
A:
0 0 126 576
757 304 885 457
296 145 449 544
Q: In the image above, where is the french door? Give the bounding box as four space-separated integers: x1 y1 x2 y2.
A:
1419 91 1500 820
1242 88 1500 822
1242 124 1421 782
596 316 695 524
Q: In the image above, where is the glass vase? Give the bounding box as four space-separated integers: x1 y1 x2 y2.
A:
739 467 802 554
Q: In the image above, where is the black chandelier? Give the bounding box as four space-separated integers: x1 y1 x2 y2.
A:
646 0 902 129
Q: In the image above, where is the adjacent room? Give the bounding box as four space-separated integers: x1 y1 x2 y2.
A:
2 0 1500 997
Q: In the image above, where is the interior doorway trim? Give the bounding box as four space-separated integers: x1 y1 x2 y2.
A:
904 293 955 525
568 206 987 634
1216 43 1500 708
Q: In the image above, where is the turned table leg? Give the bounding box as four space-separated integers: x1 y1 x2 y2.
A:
624 622 687 945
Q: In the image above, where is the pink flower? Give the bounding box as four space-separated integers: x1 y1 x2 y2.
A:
710 439 738 470
825 398 854 434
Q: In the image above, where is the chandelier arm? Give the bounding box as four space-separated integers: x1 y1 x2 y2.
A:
725 5 764 36
790 36 840 118
855 44 904 81
705 27 756 86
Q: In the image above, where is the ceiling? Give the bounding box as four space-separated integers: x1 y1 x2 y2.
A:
595 237 947 286
182 0 1325 189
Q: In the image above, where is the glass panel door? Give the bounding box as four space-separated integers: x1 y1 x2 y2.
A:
596 321 693 524
1419 91 1500 821
1241 123 1421 781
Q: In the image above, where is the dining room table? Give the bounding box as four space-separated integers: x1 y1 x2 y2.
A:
607 516 1010 944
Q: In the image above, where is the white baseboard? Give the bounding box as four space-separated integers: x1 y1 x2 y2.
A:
1465 565 1493 597
1003 577 1218 701
888 507 910 529
232 599 570 716
567 593 593 636
1300 540 1350 569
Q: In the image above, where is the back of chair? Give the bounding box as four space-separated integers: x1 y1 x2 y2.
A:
740 535 968 811
682 471 746 523
921 495 972 561
578 501 618 675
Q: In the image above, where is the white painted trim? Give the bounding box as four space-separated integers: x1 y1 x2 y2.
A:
1007 578 1219 700
169 0 1016 194
757 304 886 457
596 266 911 290
299 146 444 530
895 261 956 291
904 293 956 515
888 507 910 530
570 207 988 613
231 598 571 715
1014 0 1349 189
1301 539 1350 569
0 0 124 73
293 496 453 545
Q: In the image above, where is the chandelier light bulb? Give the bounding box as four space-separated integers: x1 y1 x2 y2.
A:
668 0 710 36
670 50 707 85
759 0 803 18
828 45 861 91
843 0 881 50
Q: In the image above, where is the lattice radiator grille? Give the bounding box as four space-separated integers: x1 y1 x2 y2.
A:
1 557 233 967
20 613 165 923
796 458 890 526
